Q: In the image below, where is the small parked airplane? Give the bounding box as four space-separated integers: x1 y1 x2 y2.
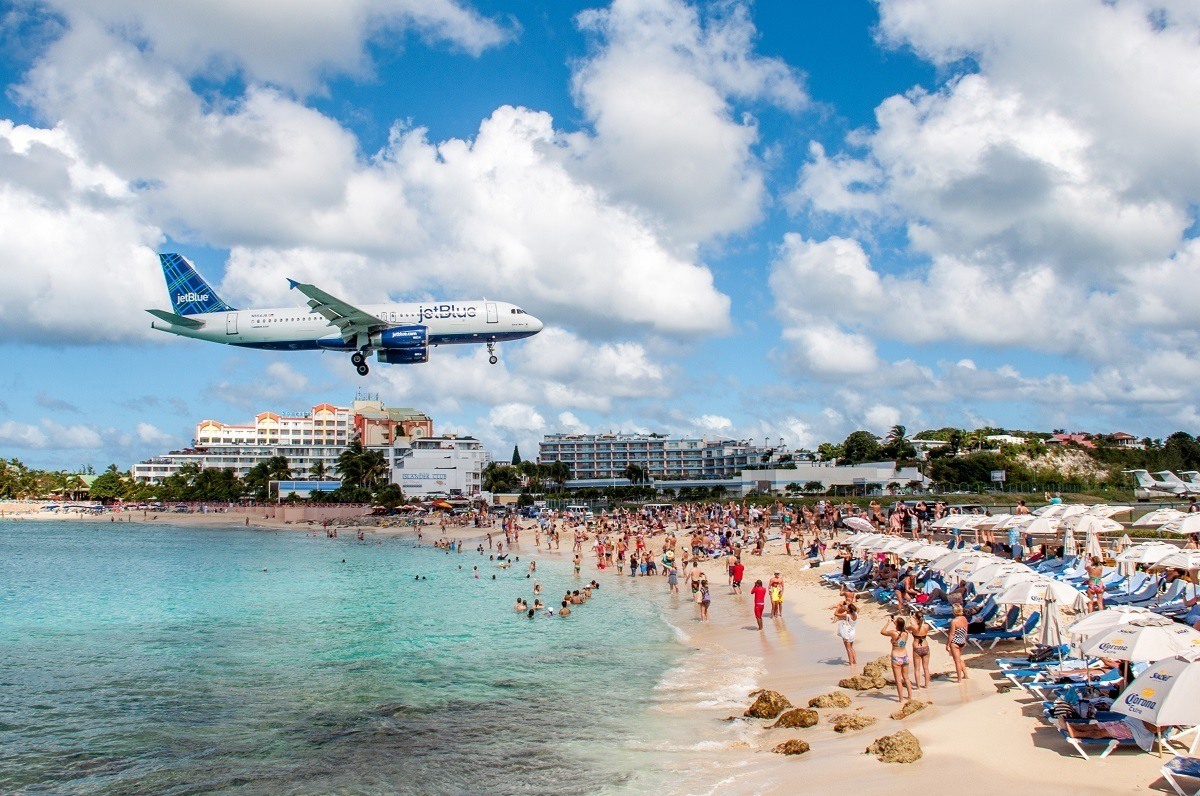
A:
147 254 542 375
1178 471 1200 488
1125 469 1197 498
1153 470 1200 495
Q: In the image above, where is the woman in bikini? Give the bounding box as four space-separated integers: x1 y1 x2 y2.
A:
946 604 969 681
909 609 932 696
881 615 913 703
1085 555 1105 612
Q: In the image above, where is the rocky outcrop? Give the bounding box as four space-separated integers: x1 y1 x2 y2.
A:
807 691 852 709
771 708 819 729
744 690 793 719
773 739 811 756
831 713 877 733
862 656 893 681
866 730 922 763
890 700 928 720
837 675 887 690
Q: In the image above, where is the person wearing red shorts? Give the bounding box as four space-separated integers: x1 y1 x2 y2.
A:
731 559 745 595
751 579 767 631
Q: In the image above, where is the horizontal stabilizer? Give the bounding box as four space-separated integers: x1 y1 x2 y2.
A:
147 309 205 329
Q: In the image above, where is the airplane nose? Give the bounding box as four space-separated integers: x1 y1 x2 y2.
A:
530 315 544 332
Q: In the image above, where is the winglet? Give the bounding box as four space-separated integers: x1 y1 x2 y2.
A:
287 278 300 290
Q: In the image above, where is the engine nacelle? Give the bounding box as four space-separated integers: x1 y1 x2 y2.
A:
372 324 428 350
376 346 428 364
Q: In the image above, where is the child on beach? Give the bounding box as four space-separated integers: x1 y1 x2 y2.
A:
768 571 784 618
698 576 711 621
750 579 767 630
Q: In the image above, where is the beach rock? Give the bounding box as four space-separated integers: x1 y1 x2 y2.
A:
837 675 887 691
773 739 811 756
771 708 819 729
866 730 923 763
862 656 891 679
831 713 877 733
744 690 793 719
807 692 852 709
890 700 928 720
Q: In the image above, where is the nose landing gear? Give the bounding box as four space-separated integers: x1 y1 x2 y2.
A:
487 341 498 365
352 350 370 376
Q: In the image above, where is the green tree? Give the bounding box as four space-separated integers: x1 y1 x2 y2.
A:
511 445 522 465
841 431 884 465
89 464 125 501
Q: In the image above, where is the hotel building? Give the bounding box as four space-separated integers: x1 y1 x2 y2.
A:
538 434 769 481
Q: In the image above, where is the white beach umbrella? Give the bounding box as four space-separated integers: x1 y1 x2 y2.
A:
974 513 1014 530
1159 515 1200 535
965 562 1029 585
1157 550 1200 571
1037 591 1068 651
1113 656 1200 730
1063 526 1078 558
1087 504 1132 518
1021 516 1062 536
944 554 1003 579
890 540 927 557
1116 534 1136 576
843 516 875 534
1082 623 1200 663
905 544 949 561
849 533 883 550
1117 542 1181 565
996 578 1086 611
1134 508 1187 527
1067 607 1171 639
928 549 984 572
1064 514 1124 534
1084 527 1103 560
978 569 1044 595
1034 504 1067 518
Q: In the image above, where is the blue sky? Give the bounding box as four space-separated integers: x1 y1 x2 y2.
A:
1 0 1199 470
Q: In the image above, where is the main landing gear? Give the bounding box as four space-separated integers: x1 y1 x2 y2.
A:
487 341 498 365
351 350 370 376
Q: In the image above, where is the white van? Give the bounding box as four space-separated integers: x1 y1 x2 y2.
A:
566 504 594 520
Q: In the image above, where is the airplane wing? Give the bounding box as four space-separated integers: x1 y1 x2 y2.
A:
288 279 387 343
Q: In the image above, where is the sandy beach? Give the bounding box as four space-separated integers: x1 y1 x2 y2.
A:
5 510 1176 794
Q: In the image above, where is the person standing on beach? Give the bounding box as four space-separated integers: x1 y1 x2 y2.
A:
698 575 711 621
946 605 969 682
833 598 857 665
910 610 932 696
768 571 784 618
751 579 767 630
881 615 912 703
667 564 679 594
731 559 745 595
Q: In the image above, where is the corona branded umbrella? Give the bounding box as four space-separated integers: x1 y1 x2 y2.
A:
1134 508 1187 527
1063 525 1078 558
1067 606 1171 639
965 562 1030 585
1086 504 1132 518
996 578 1085 611
1113 656 1200 754
1082 622 1200 663
1157 550 1200 571
904 544 950 561
1159 514 1200 535
1064 513 1124 534
1117 542 1181 566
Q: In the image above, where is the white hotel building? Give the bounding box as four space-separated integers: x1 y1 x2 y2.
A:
538 434 769 480
131 398 487 496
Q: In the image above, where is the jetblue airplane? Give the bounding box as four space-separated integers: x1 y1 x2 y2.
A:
147 254 543 375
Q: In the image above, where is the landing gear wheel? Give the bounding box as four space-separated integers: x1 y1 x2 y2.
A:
489 355 499 365
356 363 370 376
351 351 365 366
486 341 498 365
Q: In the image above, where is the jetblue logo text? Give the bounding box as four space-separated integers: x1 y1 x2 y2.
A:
176 293 209 305
420 304 477 320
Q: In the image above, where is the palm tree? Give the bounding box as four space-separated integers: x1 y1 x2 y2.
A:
887 424 908 445
310 461 328 481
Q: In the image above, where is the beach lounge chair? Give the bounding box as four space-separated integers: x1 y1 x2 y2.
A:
970 611 1040 651
1162 757 1200 796
1107 579 1160 606
1054 718 1144 760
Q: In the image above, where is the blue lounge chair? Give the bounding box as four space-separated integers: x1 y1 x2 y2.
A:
1162 756 1200 796
1054 719 1142 760
970 611 1040 651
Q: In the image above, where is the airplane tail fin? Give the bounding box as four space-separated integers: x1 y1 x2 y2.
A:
1124 469 1156 488
160 253 235 315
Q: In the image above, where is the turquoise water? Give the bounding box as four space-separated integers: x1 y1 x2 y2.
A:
0 523 683 794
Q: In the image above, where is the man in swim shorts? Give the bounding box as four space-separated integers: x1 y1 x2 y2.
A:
751 579 767 631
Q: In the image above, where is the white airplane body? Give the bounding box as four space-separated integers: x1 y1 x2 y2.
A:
1153 470 1200 495
1125 469 1192 498
147 254 542 375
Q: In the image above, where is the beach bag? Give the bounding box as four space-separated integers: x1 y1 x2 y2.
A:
915 592 930 604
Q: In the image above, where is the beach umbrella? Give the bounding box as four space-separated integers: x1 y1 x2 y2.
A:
1021 516 1062 536
1087 504 1132 518
944 554 1003 579
843 516 874 534
1063 525 1078 558
849 533 883 550
904 544 949 561
978 569 1044 595
1117 542 1181 565
928 549 985 572
974 513 1014 530
1064 514 1124 534
1067 607 1171 639
1157 550 1200 570
1159 514 1200 535
1134 508 1187 527
1037 589 1068 654
890 540 927 557
1113 656 1200 754
1084 527 1103 560
1115 534 1136 577
996 578 1086 611
965 562 1029 585
1082 622 1200 663
1034 504 1067 517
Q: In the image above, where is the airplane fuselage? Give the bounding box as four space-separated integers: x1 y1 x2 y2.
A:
151 299 541 351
